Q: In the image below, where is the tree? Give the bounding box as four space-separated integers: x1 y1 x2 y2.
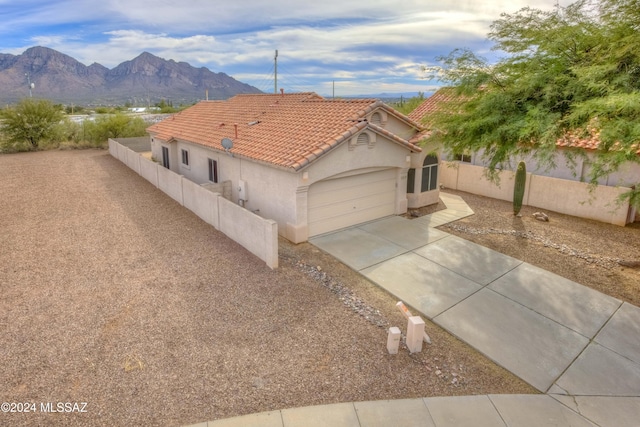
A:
83 113 147 145
394 92 425 115
429 0 640 208
0 99 64 150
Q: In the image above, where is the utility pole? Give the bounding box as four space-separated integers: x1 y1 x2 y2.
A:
25 72 33 97
274 49 278 94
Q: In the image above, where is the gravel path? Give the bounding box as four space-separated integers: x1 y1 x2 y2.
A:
0 150 534 427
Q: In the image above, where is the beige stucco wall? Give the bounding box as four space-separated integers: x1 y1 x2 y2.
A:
303 132 412 183
149 125 419 243
406 139 441 209
440 160 632 225
455 148 640 188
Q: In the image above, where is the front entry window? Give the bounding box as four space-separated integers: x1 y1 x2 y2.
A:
161 146 170 169
421 155 438 192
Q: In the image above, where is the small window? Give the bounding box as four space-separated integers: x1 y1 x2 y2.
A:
181 149 189 166
421 155 438 192
453 152 472 163
407 168 415 194
208 159 218 183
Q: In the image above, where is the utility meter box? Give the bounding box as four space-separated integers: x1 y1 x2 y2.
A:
238 180 247 201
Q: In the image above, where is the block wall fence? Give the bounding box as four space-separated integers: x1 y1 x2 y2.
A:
109 139 278 269
440 161 634 226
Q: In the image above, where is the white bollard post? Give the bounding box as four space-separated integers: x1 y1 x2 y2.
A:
406 316 425 353
396 301 431 344
387 327 401 354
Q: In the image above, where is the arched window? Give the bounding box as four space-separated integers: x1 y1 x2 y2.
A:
421 155 438 192
370 112 382 126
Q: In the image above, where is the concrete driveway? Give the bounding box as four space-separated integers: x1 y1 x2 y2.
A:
310 193 640 399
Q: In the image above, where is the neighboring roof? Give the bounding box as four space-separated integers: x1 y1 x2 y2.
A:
409 87 640 155
557 130 640 156
147 92 422 171
408 87 462 125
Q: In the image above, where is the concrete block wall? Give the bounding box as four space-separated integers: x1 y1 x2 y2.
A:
528 175 631 226
441 161 632 226
109 139 278 269
201 181 232 201
218 197 278 268
126 147 141 175
157 165 184 205
139 157 159 187
183 178 219 229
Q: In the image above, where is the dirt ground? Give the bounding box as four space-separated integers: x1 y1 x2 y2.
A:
430 190 640 307
0 150 535 427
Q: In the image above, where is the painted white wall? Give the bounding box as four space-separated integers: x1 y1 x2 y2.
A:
303 132 412 184
150 125 420 243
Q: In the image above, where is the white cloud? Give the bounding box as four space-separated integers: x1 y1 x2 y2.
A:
1 0 564 96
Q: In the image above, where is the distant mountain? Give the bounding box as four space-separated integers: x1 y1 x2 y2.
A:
0 46 262 105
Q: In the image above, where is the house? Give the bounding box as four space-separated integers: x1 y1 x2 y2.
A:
411 88 640 225
147 92 439 243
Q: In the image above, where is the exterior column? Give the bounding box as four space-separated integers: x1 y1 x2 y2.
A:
287 185 309 243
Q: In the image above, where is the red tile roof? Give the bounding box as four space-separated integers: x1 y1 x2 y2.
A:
147 92 422 171
408 87 463 125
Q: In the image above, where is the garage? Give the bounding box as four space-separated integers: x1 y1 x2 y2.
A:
308 168 397 237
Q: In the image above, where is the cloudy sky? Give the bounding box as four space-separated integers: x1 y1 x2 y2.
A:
1 0 563 96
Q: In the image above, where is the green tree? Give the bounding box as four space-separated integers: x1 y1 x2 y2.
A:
394 92 425 115
0 99 64 150
83 113 147 145
429 0 640 208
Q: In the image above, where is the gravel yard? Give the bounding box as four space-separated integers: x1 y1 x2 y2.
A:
0 150 534 427
435 190 640 307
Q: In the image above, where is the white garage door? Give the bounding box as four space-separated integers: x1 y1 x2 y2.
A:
308 168 397 237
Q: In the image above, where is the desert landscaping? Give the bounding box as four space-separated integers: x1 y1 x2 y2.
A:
1 150 537 427
1 149 638 426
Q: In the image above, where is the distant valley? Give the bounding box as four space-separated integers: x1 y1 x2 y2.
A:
0 46 262 105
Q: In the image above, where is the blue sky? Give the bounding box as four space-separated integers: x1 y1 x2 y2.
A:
0 0 563 96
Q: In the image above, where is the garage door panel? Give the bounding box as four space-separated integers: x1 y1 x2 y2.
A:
309 189 395 220
310 179 396 207
308 168 398 237
309 204 395 235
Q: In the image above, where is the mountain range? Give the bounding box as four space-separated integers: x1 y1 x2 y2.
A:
0 46 262 105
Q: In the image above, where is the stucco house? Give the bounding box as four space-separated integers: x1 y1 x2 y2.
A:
411 88 640 225
147 92 439 243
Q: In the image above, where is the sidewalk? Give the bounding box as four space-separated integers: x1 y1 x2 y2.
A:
186 394 639 427
187 193 640 427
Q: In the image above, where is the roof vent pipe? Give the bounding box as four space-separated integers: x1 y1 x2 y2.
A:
234 123 238 139
280 88 284 97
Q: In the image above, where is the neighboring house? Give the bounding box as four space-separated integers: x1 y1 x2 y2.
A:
147 92 437 243
411 88 640 225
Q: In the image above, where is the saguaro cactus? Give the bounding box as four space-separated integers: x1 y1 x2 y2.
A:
513 161 526 215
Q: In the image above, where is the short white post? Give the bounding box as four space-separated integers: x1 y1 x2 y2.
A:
396 301 431 344
406 316 425 353
387 327 401 354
